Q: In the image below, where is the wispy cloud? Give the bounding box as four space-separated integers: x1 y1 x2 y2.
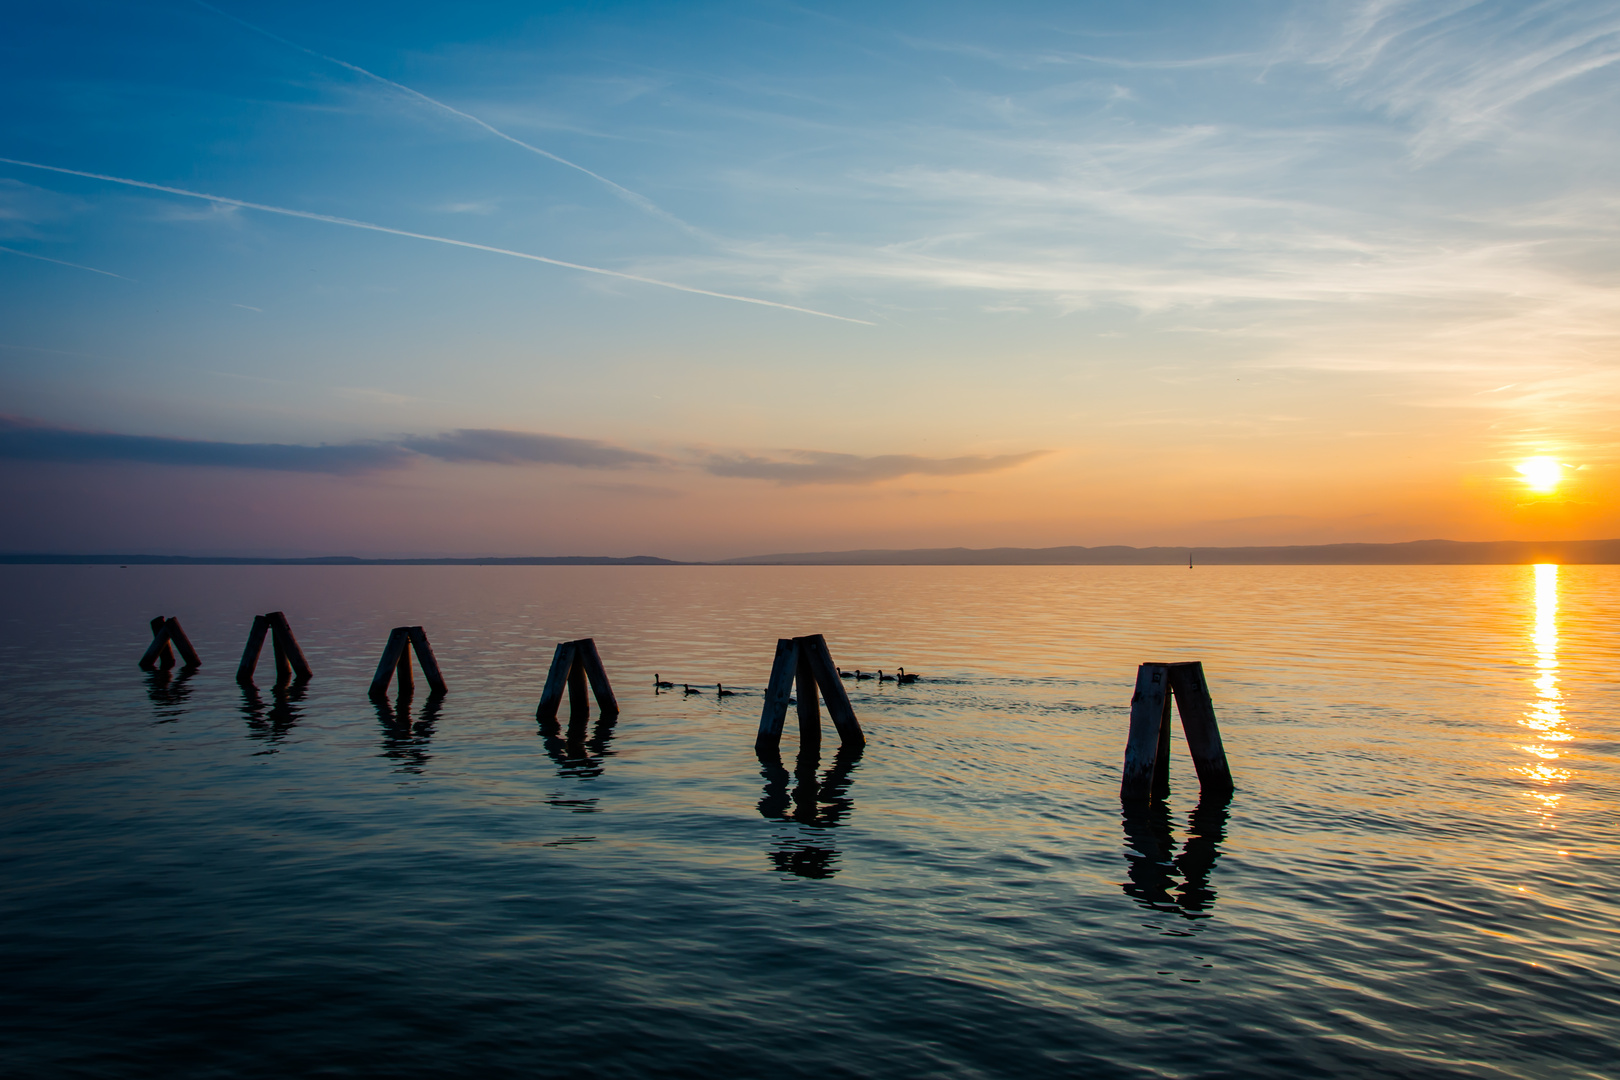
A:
700 449 1046 486
1298 0 1620 157
0 157 872 324
403 429 664 468
0 415 406 473
191 0 706 238
0 244 128 279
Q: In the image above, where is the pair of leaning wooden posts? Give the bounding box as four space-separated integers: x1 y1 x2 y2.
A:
1120 661 1233 802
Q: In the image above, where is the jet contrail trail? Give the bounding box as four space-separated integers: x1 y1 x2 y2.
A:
0 157 871 324
0 244 129 279
191 0 703 237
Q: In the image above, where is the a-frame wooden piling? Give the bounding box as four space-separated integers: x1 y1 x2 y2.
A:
756 634 864 753
139 616 200 671
1120 660 1232 802
368 626 447 697
237 611 312 684
536 638 618 722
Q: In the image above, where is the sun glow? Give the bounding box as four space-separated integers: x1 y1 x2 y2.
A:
1516 457 1564 492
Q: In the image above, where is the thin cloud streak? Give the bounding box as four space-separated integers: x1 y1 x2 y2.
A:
701 449 1047 486
0 243 127 278
402 429 664 468
0 415 407 473
0 157 872 324
192 0 705 238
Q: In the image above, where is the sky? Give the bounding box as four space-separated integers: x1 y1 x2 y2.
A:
2 0 1618 559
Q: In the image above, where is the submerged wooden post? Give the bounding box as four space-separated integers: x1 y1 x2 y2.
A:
754 634 863 753
536 638 616 722
238 611 313 684
1120 661 1232 802
139 616 198 671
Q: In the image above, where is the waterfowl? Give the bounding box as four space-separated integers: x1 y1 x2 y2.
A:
877 670 895 682
716 683 736 697
683 683 702 694
839 668 855 679
896 667 919 684
854 669 872 680
654 674 673 689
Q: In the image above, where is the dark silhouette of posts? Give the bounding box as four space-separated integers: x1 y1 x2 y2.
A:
369 626 447 697
138 616 200 670
536 638 619 722
1121 661 1232 802
236 611 312 683
756 634 864 753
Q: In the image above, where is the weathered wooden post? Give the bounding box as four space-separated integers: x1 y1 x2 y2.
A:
756 634 864 753
138 616 200 671
368 626 447 697
236 611 312 683
536 638 618 722
1120 660 1232 802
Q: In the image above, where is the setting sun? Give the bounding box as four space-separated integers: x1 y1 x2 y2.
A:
1517 457 1564 493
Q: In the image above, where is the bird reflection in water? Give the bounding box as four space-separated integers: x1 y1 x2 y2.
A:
757 745 862 879
374 689 443 774
145 668 197 723
1120 796 1229 920
240 678 309 751
1517 563 1573 823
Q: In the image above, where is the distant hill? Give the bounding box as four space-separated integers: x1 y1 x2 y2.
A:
0 554 682 566
718 539 1620 565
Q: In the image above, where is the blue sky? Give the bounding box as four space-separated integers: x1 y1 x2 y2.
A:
3 1 1618 557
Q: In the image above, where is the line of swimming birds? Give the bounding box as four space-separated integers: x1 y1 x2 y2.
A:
653 667 920 697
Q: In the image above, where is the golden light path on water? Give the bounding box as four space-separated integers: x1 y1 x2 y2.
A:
1519 563 1572 823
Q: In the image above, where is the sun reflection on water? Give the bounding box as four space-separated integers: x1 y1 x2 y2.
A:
1517 563 1571 821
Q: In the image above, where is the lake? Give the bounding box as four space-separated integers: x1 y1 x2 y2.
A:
1 564 1615 1078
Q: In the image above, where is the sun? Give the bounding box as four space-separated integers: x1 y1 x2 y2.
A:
1516 457 1564 493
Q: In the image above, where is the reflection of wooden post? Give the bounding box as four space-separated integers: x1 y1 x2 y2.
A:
536 638 617 721
140 616 199 670
754 634 863 752
1121 661 1232 801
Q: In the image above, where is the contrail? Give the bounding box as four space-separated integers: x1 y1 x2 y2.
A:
0 157 871 324
0 244 128 279
191 0 703 237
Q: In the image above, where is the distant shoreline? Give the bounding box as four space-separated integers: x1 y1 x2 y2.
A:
4 538 1618 566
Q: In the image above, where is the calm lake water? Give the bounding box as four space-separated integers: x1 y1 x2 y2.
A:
1 564 1616 1079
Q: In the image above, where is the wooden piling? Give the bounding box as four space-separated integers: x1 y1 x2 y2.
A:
755 638 798 753
1121 664 1171 802
237 615 271 683
139 616 174 671
166 618 201 669
754 634 863 753
405 627 447 695
140 616 198 671
1120 661 1232 802
369 627 410 698
1167 661 1233 798
268 612 313 681
535 638 615 722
